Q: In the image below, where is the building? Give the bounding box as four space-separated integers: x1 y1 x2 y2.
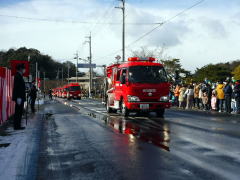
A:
67 72 104 92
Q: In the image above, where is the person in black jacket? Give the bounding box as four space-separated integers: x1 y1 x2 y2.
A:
224 81 233 113
29 81 37 113
205 83 212 110
234 80 240 114
12 64 26 130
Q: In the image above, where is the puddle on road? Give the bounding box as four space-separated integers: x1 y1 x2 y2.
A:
88 111 171 152
62 99 171 152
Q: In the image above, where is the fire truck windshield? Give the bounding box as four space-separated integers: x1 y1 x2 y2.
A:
128 66 168 83
69 86 80 91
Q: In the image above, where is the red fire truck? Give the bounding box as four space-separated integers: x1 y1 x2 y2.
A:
105 57 171 117
66 83 81 100
62 85 68 98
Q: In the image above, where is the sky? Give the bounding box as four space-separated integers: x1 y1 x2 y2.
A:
0 0 240 72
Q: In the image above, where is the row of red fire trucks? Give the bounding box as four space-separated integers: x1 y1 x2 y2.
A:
104 57 171 117
52 83 82 100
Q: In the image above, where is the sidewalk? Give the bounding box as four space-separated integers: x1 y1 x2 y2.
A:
0 101 45 180
170 106 240 118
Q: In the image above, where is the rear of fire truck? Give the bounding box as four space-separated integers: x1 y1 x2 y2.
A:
105 57 171 117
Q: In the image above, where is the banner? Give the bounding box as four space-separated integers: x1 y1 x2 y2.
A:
10 60 30 77
0 67 15 125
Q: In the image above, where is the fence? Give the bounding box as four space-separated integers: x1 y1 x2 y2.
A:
0 67 15 125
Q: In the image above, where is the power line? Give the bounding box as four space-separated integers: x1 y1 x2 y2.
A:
0 14 162 25
90 0 116 36
126 0 205 48
94 0 205 61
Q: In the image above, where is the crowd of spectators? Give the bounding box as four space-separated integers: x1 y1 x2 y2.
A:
170 79 240 114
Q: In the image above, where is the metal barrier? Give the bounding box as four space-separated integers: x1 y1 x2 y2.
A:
0 67 15 125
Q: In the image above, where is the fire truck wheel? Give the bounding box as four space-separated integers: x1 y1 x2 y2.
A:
156 109 165 117
120 101 129 117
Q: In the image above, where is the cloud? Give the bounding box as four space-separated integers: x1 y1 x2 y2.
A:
199 18 227 38
0 0 239 72
149 20 190 47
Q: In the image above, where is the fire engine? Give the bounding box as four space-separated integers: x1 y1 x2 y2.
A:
66 83 81 100
105 57 171 117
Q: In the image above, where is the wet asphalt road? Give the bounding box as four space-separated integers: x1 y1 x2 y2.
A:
36 98 240 180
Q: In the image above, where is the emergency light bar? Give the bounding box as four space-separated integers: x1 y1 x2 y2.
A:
128 57 156 62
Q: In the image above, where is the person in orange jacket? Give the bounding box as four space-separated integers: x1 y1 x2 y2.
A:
215 81 225 112
174 84 181 106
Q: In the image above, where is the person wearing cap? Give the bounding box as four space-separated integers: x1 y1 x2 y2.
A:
12 63 26 130
234 80 240 114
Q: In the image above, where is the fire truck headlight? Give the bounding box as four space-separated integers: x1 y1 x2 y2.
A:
127 95 140 102
78 94 81 96
159 96 169 102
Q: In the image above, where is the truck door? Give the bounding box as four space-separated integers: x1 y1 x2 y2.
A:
115 68 127 103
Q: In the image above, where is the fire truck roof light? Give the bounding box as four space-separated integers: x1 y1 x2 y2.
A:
128 57 156 62
128 57 140 61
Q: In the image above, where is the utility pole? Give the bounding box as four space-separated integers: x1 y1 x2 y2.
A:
74 51 79 83
37 70 40 110
61 67 63 85
85 32 92 98
36 62 38 88
67 62 70 84
115 0 125 62
43 72 46 94
57 68 59 87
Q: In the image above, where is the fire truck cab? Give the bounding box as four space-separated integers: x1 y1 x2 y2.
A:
66 83 81 100
105 57 171 117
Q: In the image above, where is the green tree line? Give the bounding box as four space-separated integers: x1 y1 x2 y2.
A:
0 47 78 80
1 47 240 82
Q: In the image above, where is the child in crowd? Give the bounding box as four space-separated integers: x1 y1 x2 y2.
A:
202 92 208 110
211 90 217 111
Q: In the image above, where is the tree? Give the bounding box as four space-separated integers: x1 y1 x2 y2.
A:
131 46 156 58
232 65 240 80
0 47 78 80
193 64 231 82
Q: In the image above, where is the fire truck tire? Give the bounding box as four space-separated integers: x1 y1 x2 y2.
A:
156 109 165 117
120 101 129 117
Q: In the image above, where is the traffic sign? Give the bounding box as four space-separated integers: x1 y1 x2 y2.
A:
77 63 96 68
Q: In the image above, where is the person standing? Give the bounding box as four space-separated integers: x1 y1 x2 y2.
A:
211 90 217 111
49 88 53 100
216 81 225 112
202 92 208 110
234 80 240 114
206 83 212 110
12 64 26 130
179 85 186 109
174 85 181 107
194 83 200 109
29 81 37 113
224 81 233 113
185 85 194 109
